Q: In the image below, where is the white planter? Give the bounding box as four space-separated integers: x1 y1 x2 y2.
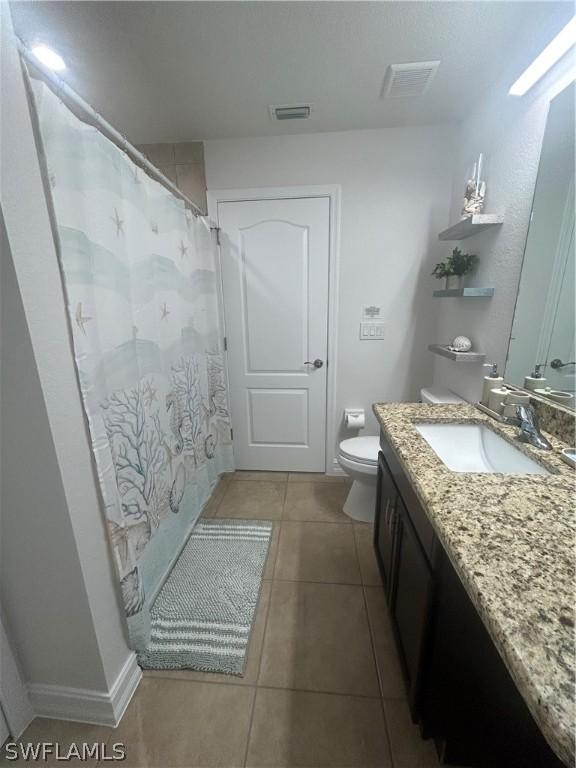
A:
446 275 465 290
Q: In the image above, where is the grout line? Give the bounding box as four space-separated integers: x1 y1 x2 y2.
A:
242 553 277 767
351 532 382 697
361 584 397 768
142 670 255 687
241 689 257 768
281 518 353 524
271 577 364 587
254 683 381 700
380 694 397 768
362 585 386 698
270 522 282 581
279 478 288 521
141 672 385 701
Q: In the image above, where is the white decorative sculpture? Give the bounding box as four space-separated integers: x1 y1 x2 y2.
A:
450 335 473 352
461 153 486 219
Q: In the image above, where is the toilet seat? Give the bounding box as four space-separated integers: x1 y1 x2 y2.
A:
339 436 379 466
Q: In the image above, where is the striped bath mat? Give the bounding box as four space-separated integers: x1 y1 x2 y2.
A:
138 519 273 675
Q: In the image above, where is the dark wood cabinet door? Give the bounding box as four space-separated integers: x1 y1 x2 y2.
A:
392 497 433 716
374 452 399 599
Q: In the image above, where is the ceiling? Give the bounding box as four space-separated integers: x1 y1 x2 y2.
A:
10 1 573 143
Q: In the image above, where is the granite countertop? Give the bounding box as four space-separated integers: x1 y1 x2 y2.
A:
372 402 575 767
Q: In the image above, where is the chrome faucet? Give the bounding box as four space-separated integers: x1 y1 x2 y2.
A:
504 404 552 451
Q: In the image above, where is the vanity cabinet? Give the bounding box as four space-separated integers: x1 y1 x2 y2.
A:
374 431 566 768
391 496 434 709
374 450 434 718
374 453 398 597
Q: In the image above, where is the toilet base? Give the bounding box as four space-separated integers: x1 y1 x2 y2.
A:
343 477 377 523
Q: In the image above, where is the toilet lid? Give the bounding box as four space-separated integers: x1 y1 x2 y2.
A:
339 436 379 465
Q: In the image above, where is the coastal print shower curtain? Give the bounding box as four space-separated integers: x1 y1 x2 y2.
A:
30 80 234 649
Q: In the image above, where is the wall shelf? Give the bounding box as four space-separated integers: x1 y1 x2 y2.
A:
438 214 504 241
428 344 486 363
433 287 495 298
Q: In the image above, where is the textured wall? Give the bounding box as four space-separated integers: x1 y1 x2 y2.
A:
1 217 105 690
137 142 207 214
205 125 453 470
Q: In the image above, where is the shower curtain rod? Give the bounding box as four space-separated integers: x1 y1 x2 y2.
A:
18 40 206 219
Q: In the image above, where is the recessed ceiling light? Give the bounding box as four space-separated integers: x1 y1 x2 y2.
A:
509 17 576 96
32 44 66 72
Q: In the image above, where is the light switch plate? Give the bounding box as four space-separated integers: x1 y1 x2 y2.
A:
360 322 385 340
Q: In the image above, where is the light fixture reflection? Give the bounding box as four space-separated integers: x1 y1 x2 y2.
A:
509 17 576 96
32 44 66 72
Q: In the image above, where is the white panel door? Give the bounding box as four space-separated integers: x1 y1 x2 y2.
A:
218 197 330 471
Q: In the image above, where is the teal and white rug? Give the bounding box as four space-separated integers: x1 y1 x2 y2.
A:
138 519 273 675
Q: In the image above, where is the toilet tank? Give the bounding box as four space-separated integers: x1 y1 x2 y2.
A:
420 386 465 404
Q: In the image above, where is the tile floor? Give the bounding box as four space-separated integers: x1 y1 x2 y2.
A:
5 472 442 767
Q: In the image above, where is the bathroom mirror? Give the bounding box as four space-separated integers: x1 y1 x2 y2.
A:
506 82 575 410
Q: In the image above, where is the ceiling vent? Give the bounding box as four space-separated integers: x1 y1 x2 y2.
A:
269 104 312 121
381 61 440 98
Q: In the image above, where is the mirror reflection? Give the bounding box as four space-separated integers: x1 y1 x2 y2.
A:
506 82 575 410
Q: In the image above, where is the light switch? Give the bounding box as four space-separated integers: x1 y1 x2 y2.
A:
360 322 385 340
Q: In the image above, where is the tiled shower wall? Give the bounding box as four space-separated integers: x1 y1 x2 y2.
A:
137 142 207 214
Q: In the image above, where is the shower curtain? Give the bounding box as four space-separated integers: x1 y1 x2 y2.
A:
30 80 234 649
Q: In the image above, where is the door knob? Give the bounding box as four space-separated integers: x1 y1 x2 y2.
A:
304 359 324 369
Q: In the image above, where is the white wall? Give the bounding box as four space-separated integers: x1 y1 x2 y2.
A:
205 125 454 469
0 217 106 692
0 5 139 723
432 9 575 403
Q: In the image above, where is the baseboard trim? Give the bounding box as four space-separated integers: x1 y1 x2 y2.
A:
328 459 347 476
109 652 142 725
27 653 141 727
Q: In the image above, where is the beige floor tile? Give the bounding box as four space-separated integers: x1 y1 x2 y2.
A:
283 482 350 523
145 581 271 687
112 677 254 767
288 472 349 483
201 499 220 518
354 524 383 586
383 699 440 767
262 523 280 580
246 688 392 767
259 581 379 696
364 586 406 699
1 718 109 765
217 480 285 520
230 470 288 482
201 476 230 517
274 522 361 584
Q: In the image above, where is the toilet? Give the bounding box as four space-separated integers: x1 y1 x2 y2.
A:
338 387 465 522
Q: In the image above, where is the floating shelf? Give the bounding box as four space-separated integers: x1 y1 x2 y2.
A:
433 287 495 298
438 214 504 241
428 344 486 363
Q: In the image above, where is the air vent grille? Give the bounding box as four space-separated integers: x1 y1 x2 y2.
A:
269 104 312 121
381 61 440 98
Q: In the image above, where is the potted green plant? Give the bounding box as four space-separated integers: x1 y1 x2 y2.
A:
432 248 478 290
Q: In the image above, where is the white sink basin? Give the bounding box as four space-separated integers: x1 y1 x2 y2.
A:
415 423 550 475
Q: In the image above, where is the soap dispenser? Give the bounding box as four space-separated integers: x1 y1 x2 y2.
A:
524 364 547 392
481 363 504 406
